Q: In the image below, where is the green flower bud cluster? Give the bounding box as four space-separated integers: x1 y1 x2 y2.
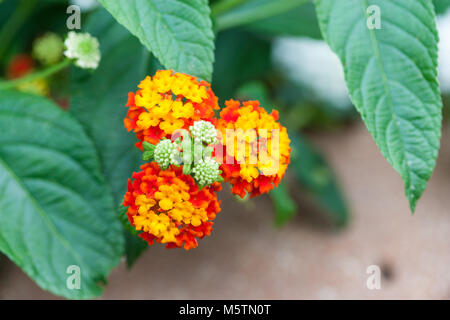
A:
189 120 218 145
192 157 223 187
142 121 222 189
153 139 179 169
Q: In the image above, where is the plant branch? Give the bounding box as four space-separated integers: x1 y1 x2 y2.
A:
0 59 72 90
214 0 309 31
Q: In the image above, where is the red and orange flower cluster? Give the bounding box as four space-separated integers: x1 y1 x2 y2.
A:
124 70 218 150
123 163 221 250
123 70 291 250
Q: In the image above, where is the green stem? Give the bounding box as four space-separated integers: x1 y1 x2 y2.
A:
210 0 248 17
214 0 309 31
0 0 37 61
0 59 72 90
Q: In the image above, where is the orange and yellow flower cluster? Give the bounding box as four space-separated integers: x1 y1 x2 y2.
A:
122 70 290 250
124 70 218 150
123 162 221 250
217 100 291 198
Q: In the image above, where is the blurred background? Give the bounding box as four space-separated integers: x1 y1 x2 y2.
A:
0 0 450 299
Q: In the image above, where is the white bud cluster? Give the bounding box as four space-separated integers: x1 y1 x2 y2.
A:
154 139 178 168
189 120 218 145
192 157 221 186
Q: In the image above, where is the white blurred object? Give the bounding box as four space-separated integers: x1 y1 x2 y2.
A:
273 12 450 108
69 0 99 11
272 37 351 109
437 11 450 94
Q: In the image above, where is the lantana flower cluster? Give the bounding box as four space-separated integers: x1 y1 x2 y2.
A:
123 162 221 250
123 70 291 250
124 70 219 149
217 99 291 198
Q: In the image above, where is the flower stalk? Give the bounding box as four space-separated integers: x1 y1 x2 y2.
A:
0 59 71 91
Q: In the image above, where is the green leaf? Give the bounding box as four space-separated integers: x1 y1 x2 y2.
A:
123 229 147 269
213 30 271 100
71 8 146 206
142 151 154 161
270 181 298 227
246 2 322 39
70 8 150 267
214 0 309 31
290 132 349 226
236 81 271 107
142 141 155 152
0 91 124 299
119 205 147 268
98 0 215 82
315 0 443 211
433 0 450 14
